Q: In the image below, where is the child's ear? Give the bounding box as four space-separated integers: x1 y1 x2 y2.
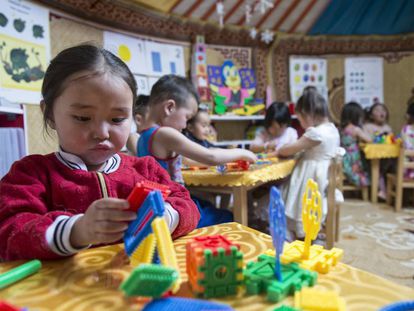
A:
164 99 176 116
40 100 56 130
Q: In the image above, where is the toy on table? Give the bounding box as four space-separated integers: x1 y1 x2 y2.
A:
0 301 28 311
0 260 41 290
268 186 286 282
273 306 300 311
127 180 170 212
373 132 401 145
294 288 346 311
216 160 250 173
266 179 343 274
379 301 414 311
143 297 234 311
186 235 244 298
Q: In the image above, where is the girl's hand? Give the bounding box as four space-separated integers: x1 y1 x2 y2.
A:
264 141 277 152
240 149 258 163
70 198 136 248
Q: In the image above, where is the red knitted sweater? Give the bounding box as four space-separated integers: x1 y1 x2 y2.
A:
0 153 199 260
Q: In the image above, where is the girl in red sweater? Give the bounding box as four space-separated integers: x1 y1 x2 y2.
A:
0 44 199 260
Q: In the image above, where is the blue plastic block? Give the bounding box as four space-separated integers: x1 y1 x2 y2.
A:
143 297 234 311
124 190 165 256
379 301 414 311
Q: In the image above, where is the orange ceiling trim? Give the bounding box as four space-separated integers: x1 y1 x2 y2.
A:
224 0 244 23
183 0 204 18
255 0 282 29
201 3 217 21
304 0 331 33
288 0 317 33
168 0 182 13
272 0 300 31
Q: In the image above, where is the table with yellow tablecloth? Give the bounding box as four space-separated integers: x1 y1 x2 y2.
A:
361 144 400 203
0 223 412 311
182 159 295 225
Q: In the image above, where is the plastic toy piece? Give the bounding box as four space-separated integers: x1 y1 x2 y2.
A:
302 179 322 259
244 254 317 302
232 103 265 116
379 301 414 311
143 297 234 311
186 235 244 298
273 306 301 311
294 288 346 311
0 301 25 311
268 186 286 281
266 241 344 274
130 233 156 267
120 264 178 298
127 181 170 212
0 260 41 290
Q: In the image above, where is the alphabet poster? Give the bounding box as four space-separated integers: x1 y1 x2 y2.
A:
345 57 383 108
289 57 328 103
0 0 50 104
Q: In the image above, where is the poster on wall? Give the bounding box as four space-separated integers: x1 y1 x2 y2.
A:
145 41 185 77
289 57 328 104
345 57 383 108
0 0 50 104
104 31 147 75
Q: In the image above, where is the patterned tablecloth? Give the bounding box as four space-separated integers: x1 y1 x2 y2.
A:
182 159 295 187
0 223 413 311
362 143 400 159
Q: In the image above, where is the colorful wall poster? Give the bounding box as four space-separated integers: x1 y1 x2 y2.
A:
103 31 147 75
0 0 50 104
345 57 383 108
289 57 328 104
145 41 185 77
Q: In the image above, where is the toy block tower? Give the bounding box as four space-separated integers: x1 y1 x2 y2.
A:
191 35 211 103
186 235 243 298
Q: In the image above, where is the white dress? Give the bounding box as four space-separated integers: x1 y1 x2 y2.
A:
281 122 341 237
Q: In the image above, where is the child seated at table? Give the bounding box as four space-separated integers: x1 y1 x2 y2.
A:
401 102 414 178
136 74 257 227
250 102 298 155
184 105 216 148
0 44 199 261
340 102 372 187
126 94 150 155
278 88 342 241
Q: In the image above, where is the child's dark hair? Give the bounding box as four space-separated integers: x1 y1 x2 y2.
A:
133 94 150 116
149 74 199 107
187 105 208 127
296 87 329 119
367 102 389 122
407 102 414 124
340 102 364 129
264 102 291 129
41 44 136 130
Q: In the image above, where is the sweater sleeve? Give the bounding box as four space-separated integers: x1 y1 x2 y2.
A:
134 156 200 238
0 156 72 260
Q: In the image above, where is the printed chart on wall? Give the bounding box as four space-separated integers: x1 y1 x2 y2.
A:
104 31 185 95
0 0 50 104
289 57 327 103
345 57 383 108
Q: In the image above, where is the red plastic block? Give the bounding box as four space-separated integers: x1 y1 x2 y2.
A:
0 301 22 311
188 235 239 256
128 181 171 212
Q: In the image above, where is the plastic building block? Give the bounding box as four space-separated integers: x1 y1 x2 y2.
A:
273 306 301 311
130 233 156 267
294 288 346 311
0 301 24 311
379 301 414 311
266 241 343 274
302 179 322 259
244 254 317 302
127 181 170 212
268 186 286 281
143 297 234 311
120 264 178 298
186 235 243 298
0 260 41 290
124 190 165 256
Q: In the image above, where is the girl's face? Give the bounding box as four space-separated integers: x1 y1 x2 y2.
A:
163 96 198 131
188 111 211 141
267 121 287 138
371 105 387 125
49 72 133 170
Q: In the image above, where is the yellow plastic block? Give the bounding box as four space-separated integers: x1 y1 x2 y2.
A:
266 240 343 274
130 233 156 267
152 217 181 293
294 288 346 311
232 104 265 116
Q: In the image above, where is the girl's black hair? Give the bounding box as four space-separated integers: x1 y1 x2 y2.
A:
187 105 209 126
149 74 199 107
264 102 291 129
340 101 364 129
296 87 329 119
406 102 414 124
133 94 150 116
41 44 137 130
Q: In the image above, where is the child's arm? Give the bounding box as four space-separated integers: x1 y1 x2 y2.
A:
154 127 257 165
250 130 275 153
126 133 139 156
277 135 320 157
354 127 372 143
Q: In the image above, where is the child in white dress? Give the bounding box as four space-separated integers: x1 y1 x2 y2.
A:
279 88 342 240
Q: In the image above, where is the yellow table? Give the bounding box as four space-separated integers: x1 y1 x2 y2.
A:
182 159 295 225
0 223 412 311
362 144 400 203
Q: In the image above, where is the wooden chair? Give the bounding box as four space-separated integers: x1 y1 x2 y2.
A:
386 147 414 212
326 156 343 249
341 173 369 201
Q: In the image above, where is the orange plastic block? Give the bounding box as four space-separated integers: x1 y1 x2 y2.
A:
127 181 171 212
294 288 346 311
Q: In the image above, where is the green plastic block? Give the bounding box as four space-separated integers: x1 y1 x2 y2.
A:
244 254 317 302
120 264 178 297
273 305 301 311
